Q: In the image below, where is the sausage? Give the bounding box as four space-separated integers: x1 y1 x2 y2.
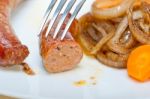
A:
0 0 29 66
40 14 83 73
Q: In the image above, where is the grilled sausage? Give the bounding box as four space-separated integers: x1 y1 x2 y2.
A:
0 0 29 66
40 15 83 73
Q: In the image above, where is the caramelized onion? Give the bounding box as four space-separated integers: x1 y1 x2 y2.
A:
78 13 96 54
128 6 150 44
87 26 100 41
91 23 115 54
92 0 136 19
92 23 107 36
76 1 150 69
107 10 143 54
96 47 128 68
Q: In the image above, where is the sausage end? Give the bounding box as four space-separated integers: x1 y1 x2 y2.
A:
43 40 83 73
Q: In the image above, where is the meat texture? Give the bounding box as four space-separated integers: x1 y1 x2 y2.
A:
0 0 29 66
40 15 83 73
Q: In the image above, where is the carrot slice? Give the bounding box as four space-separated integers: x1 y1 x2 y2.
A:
94 0 122 9
127 45 150 82
94 0 150 9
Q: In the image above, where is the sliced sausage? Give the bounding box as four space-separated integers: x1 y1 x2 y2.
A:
40 14 83 73
0 0 29 66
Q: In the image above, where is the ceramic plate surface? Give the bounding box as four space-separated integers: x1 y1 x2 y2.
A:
0 0 150 99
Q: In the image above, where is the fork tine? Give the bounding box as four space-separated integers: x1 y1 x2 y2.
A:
45 0 67 37
44 0 57 17
60 0 86 40
39 0 57 34
53 0 76 39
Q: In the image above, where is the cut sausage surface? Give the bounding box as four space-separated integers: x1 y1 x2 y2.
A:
40 14 83 73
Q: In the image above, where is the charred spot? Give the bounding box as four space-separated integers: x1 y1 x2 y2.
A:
70 46 74 49
102 50 107 54
56 47 61 51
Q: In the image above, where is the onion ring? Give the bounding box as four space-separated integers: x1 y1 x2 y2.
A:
107 10 143 54
119 30 135 48
141 2 150 24
92 23 107 36
87 26 100 41
128 7 150 44
91 23 115 54
92 0 136 19
96 46 128 68
77 13 97 55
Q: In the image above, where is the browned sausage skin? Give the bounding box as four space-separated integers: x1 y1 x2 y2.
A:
40 15 83 73
0 0 29 66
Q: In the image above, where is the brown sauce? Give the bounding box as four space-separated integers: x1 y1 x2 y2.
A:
21 62 35 75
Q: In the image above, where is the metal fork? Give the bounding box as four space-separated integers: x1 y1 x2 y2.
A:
39 0 86 40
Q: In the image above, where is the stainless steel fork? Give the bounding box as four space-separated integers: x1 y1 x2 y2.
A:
39 0 86 40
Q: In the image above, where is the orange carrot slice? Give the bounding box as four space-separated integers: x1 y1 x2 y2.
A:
94 0 150 9
94 0 122 9
127 45 150 82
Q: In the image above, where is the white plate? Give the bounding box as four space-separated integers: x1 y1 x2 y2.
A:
0 0 150 99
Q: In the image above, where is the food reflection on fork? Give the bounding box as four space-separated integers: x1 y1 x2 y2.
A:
39 0 86 40
39 0 86 73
